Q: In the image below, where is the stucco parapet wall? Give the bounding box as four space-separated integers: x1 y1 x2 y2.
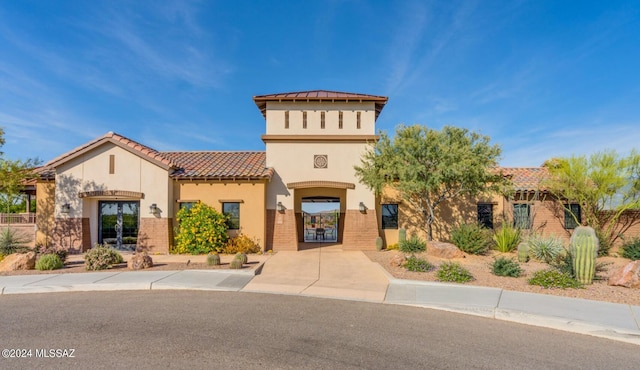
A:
262 135 379 143
287 181 355 190
79 190 144 199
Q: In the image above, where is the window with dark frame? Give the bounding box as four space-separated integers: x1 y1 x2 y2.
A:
339 111 343 129
356 111 361 129
222 202 240 230
302 111 307 129
564 204 581 229
513 203 531 229
284 111 289 129
179 202 196 212
477 204 494 229
320 111 325 129
381 204 399 229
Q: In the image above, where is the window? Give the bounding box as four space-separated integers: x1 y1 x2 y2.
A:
564 204 581 229
302 111 307 129
179 202 196 212
513 204 531 229
339 111 343 129
321 111 325 129
284 111 289 129
477 204 494 229
381 204 398 229
356 111 361 129
222 202 240 230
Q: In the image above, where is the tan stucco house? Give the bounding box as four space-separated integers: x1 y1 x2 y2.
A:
29 90 638 254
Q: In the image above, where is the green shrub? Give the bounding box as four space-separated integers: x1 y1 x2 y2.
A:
35 254 64 271
436 262 474 283
84 244 124 271
0 253 4 263
36 244 68 262
490 257 522 277
173 203 229 254
0 228 31 255
493 225 521 253
223 234 260 254
595 228 611 257
528 269 582 289
404 256 434 272
450 223 491 255
528 235 564 263
621 237 640 260
399 235 427 254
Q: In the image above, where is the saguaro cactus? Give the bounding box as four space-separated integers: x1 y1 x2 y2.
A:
570 226 599 284
399 228 407 243
517 242 529 263
375 237 384 251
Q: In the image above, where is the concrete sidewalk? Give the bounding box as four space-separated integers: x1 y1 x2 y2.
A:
1 249 639 345
386 278 640 345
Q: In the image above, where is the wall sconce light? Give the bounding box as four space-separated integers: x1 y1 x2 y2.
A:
61 203 71 214
149 203 159 215
277 201 285 212
359 202 367 213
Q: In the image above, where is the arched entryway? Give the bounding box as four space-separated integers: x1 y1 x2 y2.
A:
301 196 340 243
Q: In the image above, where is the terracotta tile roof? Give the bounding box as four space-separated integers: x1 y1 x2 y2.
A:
161 151 273 180
253 90 388 101
44 131 176 170
253 90 388 119
499 167 550 191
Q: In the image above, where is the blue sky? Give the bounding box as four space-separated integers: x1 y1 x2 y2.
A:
1 0 639 167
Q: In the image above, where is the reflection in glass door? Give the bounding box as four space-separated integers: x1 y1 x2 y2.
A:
99 201 139 251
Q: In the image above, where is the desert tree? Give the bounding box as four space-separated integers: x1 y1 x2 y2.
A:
542 150 640 254
355 124 506 241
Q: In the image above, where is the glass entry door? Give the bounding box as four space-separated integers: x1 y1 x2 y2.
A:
99 201 139 251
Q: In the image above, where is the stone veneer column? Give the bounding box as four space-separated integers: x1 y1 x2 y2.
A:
53 218 85 254
138 218 173 254
266 209 298 251
81 218 91 252
341 209 380 250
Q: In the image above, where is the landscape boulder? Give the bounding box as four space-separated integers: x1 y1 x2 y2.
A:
0 252 36 272
390 254 406 267
608 261 640 288
128 252 153 270
427 241 466 259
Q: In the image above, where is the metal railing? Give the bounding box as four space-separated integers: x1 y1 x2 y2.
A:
0 213 36 224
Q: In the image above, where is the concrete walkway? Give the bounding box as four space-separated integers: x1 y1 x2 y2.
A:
1 248 640 346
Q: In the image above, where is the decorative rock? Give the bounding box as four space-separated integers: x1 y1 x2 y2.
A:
390 254 406 267
0 252 37 271
128 252 153 270
428 242 466 259
608 261 640 288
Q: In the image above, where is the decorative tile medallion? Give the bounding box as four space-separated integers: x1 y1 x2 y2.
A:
314 155 328 169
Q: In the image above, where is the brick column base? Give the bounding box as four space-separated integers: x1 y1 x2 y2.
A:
138 217 173 254
341 210 379 250
266 209 298 251
53 217 88 254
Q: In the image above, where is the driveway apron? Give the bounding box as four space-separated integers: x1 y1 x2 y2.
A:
242 246 390 302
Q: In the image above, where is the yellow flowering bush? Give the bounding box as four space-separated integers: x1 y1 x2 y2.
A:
223 234 260 254
174 203 229 254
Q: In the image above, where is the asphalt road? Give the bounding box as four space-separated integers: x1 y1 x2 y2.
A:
1 291 638 369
